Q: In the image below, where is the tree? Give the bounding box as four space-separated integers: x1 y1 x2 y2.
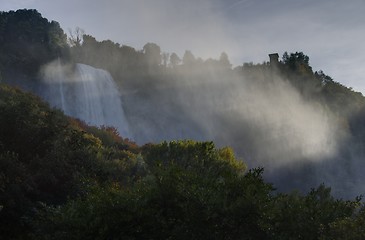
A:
143 42 162 67
270 185 359 240
68 27 85 47
182 50 196 66
0 9 69 76
169 52 181 67
315 70 333 84
282 51 312 74
33 141 274 240
161 52 169 67
321 204 365 240
0 83 146 239
219 52 232 69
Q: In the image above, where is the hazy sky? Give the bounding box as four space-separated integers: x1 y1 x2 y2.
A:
2 0 365 93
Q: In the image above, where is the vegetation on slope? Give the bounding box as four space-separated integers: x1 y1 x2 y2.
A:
2 9 365 239
0 83 365 239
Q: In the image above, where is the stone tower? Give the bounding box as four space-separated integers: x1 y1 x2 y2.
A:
269 53 279 65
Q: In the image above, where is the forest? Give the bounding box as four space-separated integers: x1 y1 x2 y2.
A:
1 9 365 239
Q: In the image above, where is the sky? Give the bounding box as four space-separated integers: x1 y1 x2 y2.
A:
1 0 365 93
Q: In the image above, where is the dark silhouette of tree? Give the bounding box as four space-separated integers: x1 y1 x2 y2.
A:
169 52 181 67
68 27 84 47
282 51 312 73
315 70 333 84
0 9 68 77
143 42 162 67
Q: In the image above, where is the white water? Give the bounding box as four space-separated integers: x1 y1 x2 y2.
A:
42 61 130 138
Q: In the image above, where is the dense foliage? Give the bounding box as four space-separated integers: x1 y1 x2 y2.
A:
0 83 364 239
0 9 68 78
0 84 143 238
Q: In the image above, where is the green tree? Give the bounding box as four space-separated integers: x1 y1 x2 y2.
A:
282 51 312 74
33 141 276 239
270 185 359 240
0 9 68 77
321 204 365 240
0 84 142 238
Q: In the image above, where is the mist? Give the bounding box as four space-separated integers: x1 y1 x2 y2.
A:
28 30 365 198
112 61 358 196
124 67 338 163
5 1 359 197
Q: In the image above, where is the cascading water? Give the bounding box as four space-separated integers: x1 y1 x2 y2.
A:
41 61 130 138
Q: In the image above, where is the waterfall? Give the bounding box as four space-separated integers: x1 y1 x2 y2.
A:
42 61 130 138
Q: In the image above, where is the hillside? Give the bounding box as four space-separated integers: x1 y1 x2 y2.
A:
0 82 364 239
1 9 365 239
